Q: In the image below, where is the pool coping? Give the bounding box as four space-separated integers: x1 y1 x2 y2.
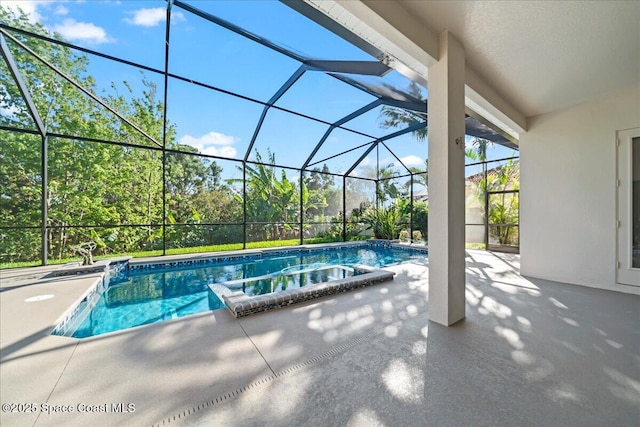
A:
44 256 131 277
218 265 395 318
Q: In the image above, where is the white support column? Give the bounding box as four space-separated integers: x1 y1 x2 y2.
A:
427 31 466 326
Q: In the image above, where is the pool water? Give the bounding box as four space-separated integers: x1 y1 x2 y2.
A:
62 245 426 338
225 265 361 295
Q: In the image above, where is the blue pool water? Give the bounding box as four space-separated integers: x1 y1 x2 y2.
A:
59 245 426 338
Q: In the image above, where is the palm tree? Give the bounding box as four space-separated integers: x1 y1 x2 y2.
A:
475 159 520 245
404 160 428 188
377 164 406 206
379 82 428 141
465 137 492 162
228 150 299 240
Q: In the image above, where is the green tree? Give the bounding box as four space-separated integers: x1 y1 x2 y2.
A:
471 159 519 246
485 159 519 245
1 7 167 261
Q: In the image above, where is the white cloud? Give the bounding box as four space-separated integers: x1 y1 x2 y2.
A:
180 131 238 158
171 11 187 24
2 1 42 23
359 157 373 167
399 155 424 167
54 5 68 15
125 7 185 27
52 18 112 44
0 104 21 120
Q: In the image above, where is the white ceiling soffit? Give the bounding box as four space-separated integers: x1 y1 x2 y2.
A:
300 0 526 141
393 0 640 119
298 0 434 87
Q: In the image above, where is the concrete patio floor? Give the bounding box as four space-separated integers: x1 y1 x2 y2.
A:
1 250 638 426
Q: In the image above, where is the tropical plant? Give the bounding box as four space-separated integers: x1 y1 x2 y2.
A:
361 204 404 240
377 164 408 206
475 159 520 245
487 160 519 245
228 150 300 241
404 160 428 188
465 137 492 162
411 200 428 241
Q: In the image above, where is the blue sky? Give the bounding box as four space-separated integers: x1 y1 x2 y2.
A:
3 0 517 180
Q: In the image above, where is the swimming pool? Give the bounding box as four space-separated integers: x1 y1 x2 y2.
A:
53 243 427 338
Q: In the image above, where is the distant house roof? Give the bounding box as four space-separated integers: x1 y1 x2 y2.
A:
413 187 428 201
465 160 520 186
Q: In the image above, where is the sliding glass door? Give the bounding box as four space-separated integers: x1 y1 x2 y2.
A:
617 127 640 286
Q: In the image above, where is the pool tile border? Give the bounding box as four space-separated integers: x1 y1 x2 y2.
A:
218 265 395 318
51 274 107 337
128 240 427 272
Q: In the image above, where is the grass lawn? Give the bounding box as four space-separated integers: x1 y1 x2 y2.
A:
1 236 371 269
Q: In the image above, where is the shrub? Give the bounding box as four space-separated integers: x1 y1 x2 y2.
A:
362 205 404 240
